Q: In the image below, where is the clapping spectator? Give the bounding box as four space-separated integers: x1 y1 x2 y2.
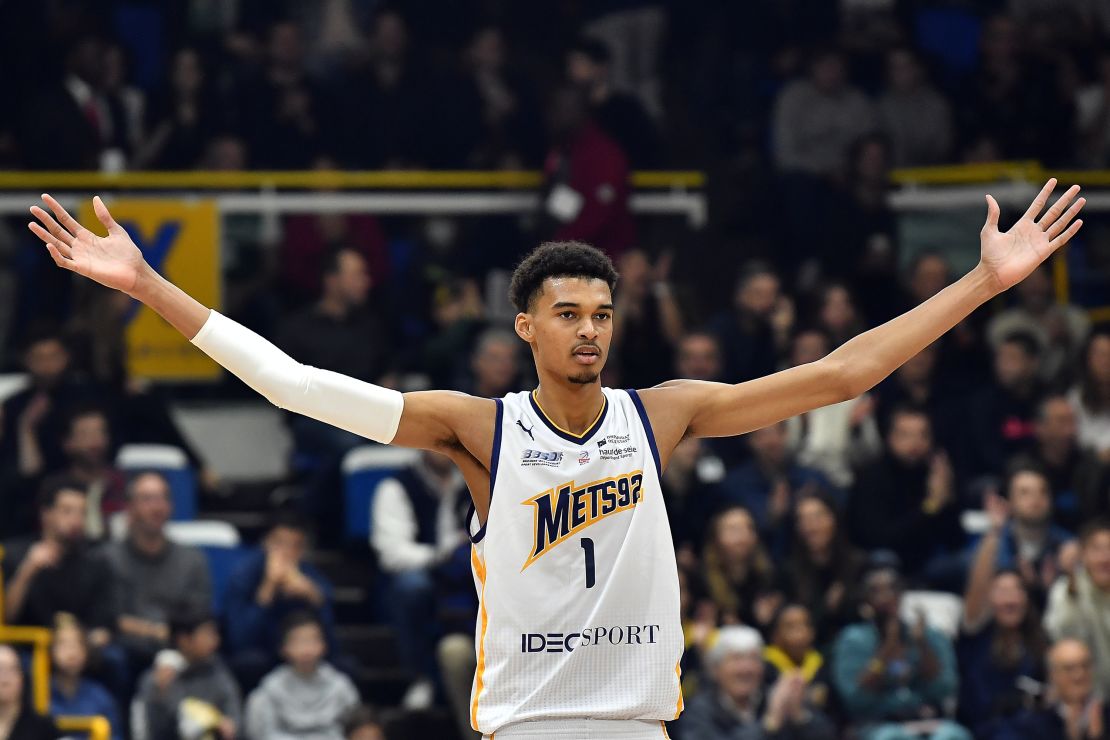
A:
763 605 835 717
831 554 969 740
245 612 359 740
999 638 1110 740
1044 520 1110 695
675 625 836 740
224 512 337 691
49 614 122 740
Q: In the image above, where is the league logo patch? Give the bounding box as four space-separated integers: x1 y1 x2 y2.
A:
521 449 563 467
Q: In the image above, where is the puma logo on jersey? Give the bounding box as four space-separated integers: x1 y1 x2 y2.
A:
521 471 643 571
516 419 535 441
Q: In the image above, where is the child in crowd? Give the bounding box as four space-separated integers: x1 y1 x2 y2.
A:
131 612 241 740
245 611 359 739
49 614 122 740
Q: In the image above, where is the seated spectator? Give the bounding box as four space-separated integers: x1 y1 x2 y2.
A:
675 332 724 382
871 343 943 438
611 250 683 389
783 328 880 489
1024 395 1109 530
49 614 122 740
785 493 866 644
702 506 782 632
0 327 95 535
831 553 969 740
661 437 725 566
2 477 116 637
763 605 835 717
1069 327 1110 457
958 562 1048 737
675 625 836 740
0 644 58 740
370 450 471 709
223 511 336 691
877 48 954 167
458 329 521 398
847 406 963 586
970 467 1076 607
709 262 782 385
986 265 1090 387
106 472 212 667
245 612 359 740
343 706 386 740
1044 519 1110 695
131 613 241 740
54 404 127 539
950 331 1046 482
998 638 1110 740
722 421 835 557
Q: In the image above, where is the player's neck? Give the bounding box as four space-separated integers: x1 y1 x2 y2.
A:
532 381 605 437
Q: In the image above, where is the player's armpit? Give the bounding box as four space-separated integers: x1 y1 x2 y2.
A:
639 359 851 461
391 390 498 464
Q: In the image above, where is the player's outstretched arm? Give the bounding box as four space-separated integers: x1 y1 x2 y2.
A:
28 195 494 460
642 179 1085 451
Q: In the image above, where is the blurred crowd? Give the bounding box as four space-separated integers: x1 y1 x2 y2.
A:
2 1 1110 739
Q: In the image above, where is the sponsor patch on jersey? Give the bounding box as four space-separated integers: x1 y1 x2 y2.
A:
598 442 638 461
578 450 590 466
521 624 662 653
521 470 643 570
521 449 563 467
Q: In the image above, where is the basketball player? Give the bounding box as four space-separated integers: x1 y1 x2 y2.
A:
29 180 1083 739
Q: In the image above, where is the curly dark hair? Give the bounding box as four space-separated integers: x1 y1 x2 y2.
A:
508 241 618 313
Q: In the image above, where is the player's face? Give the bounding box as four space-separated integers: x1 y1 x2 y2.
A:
517 277 613 386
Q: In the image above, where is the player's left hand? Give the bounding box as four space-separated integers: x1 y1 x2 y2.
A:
979 178 1084 293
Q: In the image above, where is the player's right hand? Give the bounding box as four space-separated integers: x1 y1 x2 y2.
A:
28 194 149 295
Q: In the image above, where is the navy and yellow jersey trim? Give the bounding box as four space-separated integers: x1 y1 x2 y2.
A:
467 398 504 544
528 389 608 445
626 389 661 474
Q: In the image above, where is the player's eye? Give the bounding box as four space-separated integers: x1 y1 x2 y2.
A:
560 311 576 320
594 313 611 321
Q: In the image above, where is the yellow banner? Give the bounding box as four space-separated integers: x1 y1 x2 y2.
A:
80 199 221 381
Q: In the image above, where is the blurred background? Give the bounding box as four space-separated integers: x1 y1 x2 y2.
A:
0 1 1110 739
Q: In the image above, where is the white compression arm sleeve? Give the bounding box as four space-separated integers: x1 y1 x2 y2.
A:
189 310 404 443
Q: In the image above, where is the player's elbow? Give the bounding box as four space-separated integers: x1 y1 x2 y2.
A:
817 357 860 404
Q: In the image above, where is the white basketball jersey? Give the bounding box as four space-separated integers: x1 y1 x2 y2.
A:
466 387 684 735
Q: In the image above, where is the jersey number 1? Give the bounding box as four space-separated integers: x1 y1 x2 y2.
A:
580 537 596 589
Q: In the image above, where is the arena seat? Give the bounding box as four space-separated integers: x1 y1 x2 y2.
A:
342 446 421 543
166 520 241 548
115 444 197 520
200 544 253 617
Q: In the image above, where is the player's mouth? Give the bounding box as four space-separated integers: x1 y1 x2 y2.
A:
573 346 601 365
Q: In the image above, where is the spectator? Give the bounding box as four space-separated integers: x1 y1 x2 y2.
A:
785 493 866 644
223 512 337 692
49 614 122 740
763 605 835 717
278 158 391 311
1044 519 1110 695
1024 395 1110 530
54 405 127 539
1000 638 1110 740
460 329 521 398
245 612 359 740
0 644 59 740
904 252 952 309
540 86 636 258
847 407 963 585
959 557 1048 736
772 47 876 178
987 265 1090 387
370 450 471 710
566 36 659 167
831 554 969 740
871 342 946 440
612 250 684 389
951 331 1046 481
979 467 1077 601
106 472 212 667
135 48 224 170
783 328 881 489
2 477 116 637
709 262 785 385
675 332 724 382
661 437 726 565
1069 326 1110 457
131 612 241 740
343 706 386 740
701 506 783 631
675 625 836 740
815 284 865 348
878 48 954 167
721 421 835 556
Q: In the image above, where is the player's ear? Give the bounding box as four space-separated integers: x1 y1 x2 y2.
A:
515 312 534 342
